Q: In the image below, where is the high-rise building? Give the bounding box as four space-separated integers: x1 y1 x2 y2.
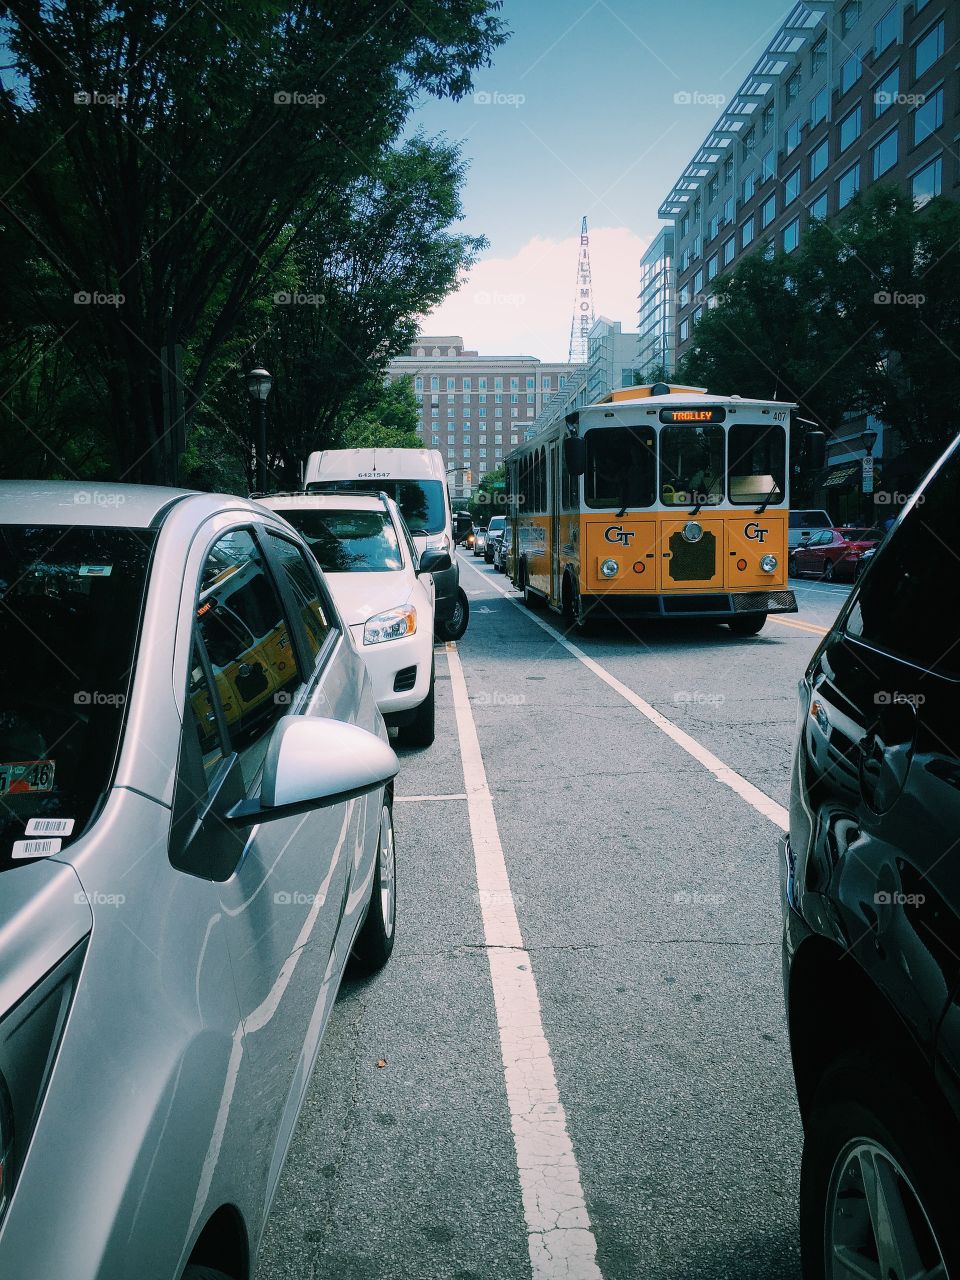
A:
387 337 580 498
636 229 675 377
586 317 642 402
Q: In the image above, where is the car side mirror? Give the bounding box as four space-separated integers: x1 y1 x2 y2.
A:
563 436 586 477
418 549 452 574
804 431 826 470
227 717 398 826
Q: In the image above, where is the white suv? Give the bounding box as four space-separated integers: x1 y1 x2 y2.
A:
257 491 444 747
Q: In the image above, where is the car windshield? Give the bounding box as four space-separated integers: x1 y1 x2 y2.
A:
789 510 831 529
308 479 446 535
278 509 403 572
660 426 725 507
584 427 657 509
488 518 505 533
0 525 155 869
728 422 786 506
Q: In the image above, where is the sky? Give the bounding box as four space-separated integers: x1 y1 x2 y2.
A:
413 0 783 360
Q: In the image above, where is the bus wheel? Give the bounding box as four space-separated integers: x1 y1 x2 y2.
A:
520 562 541 610
728 613 767 636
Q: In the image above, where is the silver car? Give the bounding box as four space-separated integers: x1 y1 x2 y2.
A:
0 482 399 1279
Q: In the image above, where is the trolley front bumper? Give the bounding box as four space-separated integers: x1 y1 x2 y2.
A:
582 590 797 621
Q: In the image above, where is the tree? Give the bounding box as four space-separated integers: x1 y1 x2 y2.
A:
468 463 507 521
0 1 507 481
340 376 422 450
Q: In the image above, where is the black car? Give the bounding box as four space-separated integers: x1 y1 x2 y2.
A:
484 517 506 564
782 434 960 1278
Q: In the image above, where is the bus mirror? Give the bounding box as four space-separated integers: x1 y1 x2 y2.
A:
564 436 586 478
805 431 826 470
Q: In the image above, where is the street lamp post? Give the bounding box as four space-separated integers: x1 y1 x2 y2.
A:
245 367 273 493
860 428 878 522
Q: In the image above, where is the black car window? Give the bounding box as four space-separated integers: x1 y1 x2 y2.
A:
196 530 302 786
0 525 155 867
845 444 960 676
584 427 656 509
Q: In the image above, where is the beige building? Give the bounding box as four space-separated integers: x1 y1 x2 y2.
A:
387 336 580 498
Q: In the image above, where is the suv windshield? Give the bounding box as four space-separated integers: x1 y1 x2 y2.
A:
0 525 155 868
660 426 724 507
307 479 446 535
278 509 403 572
584 427 657 509
728 422 786 506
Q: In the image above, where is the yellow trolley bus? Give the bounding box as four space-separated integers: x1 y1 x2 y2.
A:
505 382 823 635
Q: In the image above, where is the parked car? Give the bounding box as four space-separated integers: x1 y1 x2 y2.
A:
492 525 512 573
854 543 877 581
256 490 445 747
788 508 833 551
789 527 883 581
782 434 960 1278
483 515 506 564
473 527 487 557
0 481 399 1280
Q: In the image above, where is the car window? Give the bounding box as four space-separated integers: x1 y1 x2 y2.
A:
277 508 403 573
391 508 419 570
845 443 959 676
0 524 155 867
196 529 302 787
262 531 333 662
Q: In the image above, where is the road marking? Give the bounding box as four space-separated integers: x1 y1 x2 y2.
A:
446 641 603 1280
394 793 467 803
461 557 789 832
769 615 828 636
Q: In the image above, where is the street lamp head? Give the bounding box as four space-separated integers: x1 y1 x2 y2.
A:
861 429 878 456
245 367 273 403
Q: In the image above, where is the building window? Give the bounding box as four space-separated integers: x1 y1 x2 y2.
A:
494 377 503 390
808 191 828 221
810 87 828 127
785 120 801 155
742 215 755 247
495 393 502 403
692 305 703 326
430 376 439 391
431 407 439 418
872 126 898 179
723 195 734 223
785 70 802 106
432 435 440 446
810 138 829 180
479 406 486 417
708 214 720 241
761 194 776 228
510 393 518 404
446 377 455 390
526 377 534 390
526 393 535 404
839 104 862 152
447 393 455 403
722 237 735 266
914 21 944 78
838 160 861 208
511 408 518 418
707 254 718 281
914 87 943 145
708 174 719 202
479 377 487 390
692 235 702 258
761 102 775 135
811 33 826 73
840 50 862 94
693 268 704 294
841 1 861 34
742 171 756 202
911 154 942 206
679 318 690 342
495 448 502 459
783 217 800 253
495 407 502 417
463 434 471 445
873 4 897 56
724 155 734 183
762 149 775 181
479 447 486 458
495 434 502 444
680 213 689 237
414 376 423 391
784 167 801 205
510 377 518 391
874 66 899 116
511 435 519 444
542 376 551 390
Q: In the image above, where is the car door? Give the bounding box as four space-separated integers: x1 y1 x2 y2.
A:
805 444 960 1055
171 523 357 1206
795 529 821 576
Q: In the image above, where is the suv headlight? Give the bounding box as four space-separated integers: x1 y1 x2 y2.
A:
364 606 417 645
760 554 778 574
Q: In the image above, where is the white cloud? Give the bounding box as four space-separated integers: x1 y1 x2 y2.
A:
420 225 651 363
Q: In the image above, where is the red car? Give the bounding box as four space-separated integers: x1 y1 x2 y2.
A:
789 526 884 581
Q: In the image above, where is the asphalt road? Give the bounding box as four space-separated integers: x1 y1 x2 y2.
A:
256 557 852 1280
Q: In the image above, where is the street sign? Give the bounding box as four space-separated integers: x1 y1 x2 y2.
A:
862 455 874 494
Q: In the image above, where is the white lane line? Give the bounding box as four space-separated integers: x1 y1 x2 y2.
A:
461 558 789 832
446 642 603 1280
394 793 467 803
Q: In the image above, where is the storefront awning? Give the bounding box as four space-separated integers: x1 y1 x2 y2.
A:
822 461 862 489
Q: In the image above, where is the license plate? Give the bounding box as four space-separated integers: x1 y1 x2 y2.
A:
0 760 56 796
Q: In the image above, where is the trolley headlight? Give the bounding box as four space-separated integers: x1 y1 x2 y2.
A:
363 606 417 645
600 558 619 578
760 554 778 574
682 521 703 543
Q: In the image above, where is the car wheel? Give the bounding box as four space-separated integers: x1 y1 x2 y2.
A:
800 1053 958 1280
400 660 435 748
521 563 542 611
788 553 798 578
435 588 469 641
351 799 397 973
728 613 767 635
823 561 835 582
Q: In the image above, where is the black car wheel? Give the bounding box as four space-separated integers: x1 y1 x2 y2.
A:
800 1053 958 1280
435 587 469 641
350 799 397 973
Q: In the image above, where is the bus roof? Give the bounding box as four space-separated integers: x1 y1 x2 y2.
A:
304 447 447 484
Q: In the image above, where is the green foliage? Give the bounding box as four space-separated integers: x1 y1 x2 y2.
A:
467 463 507 520
340 377 423 450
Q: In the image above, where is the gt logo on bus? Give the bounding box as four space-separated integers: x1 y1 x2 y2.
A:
744 522 769 544
603 524 636 546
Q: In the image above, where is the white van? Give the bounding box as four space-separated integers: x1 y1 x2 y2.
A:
304 448 468 640
788 508 834 550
